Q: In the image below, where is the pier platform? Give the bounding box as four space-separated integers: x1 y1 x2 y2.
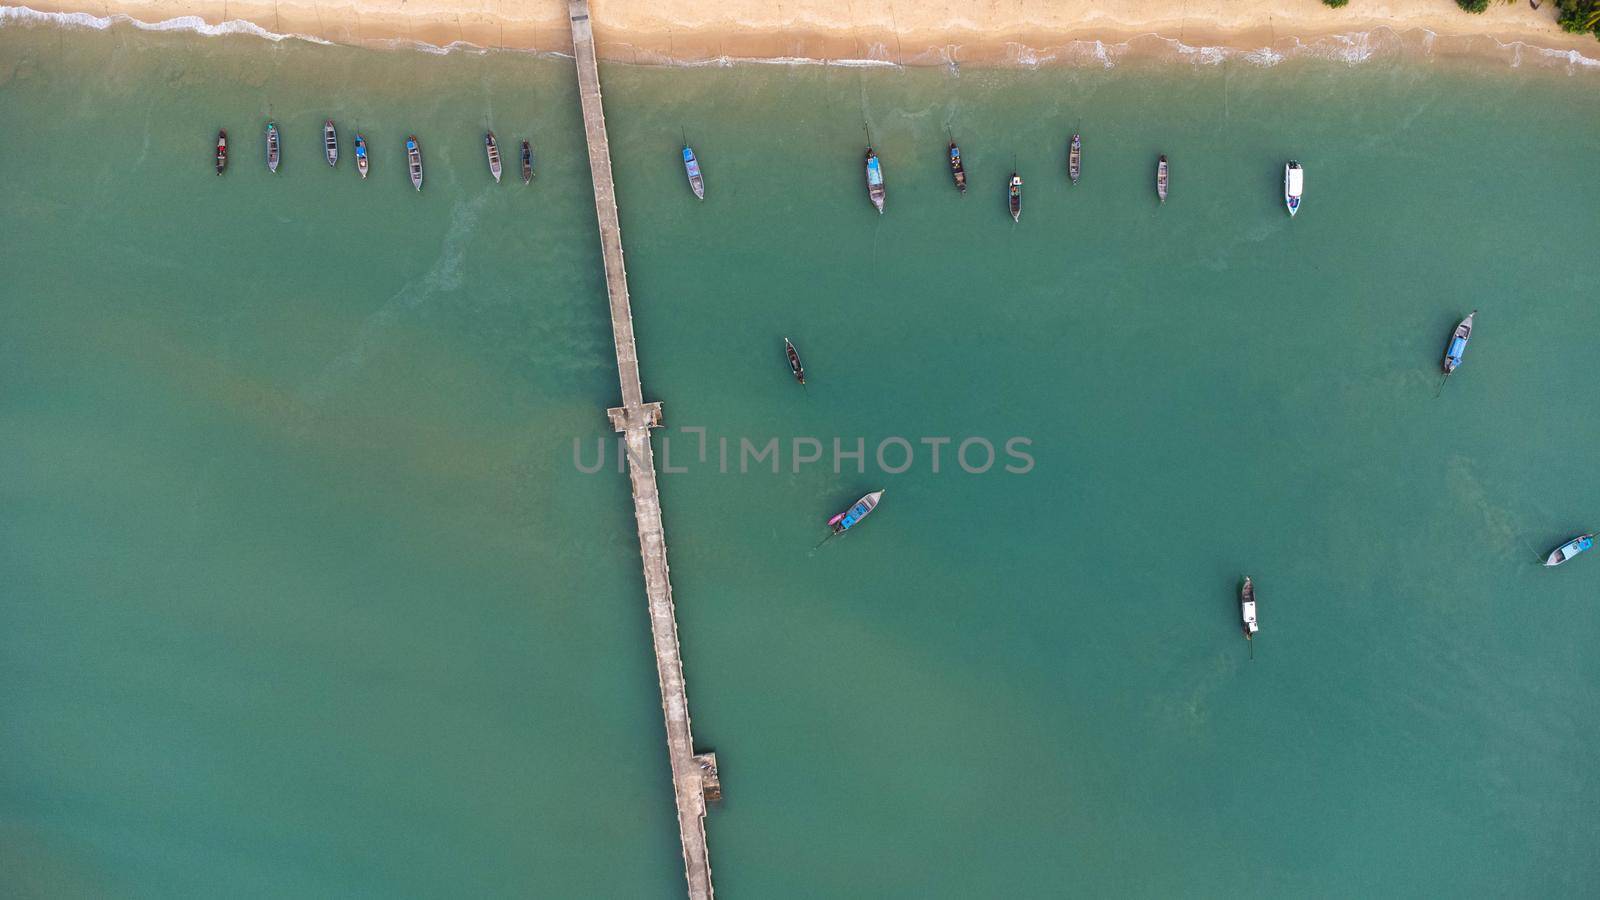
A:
567 2 716 898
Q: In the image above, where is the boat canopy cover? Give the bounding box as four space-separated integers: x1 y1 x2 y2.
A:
867 158 883 186
1287 167 1303 195
1448 336 1467 359
839 502 870 529
1566 536 1594 558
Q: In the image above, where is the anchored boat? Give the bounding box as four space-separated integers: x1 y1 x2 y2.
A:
265 122 280 173
1008 173 1022 222
1284 160 1303 216
406 135 423 191
1545 534 1595 567
865 148 885 214
323 119 338 167
1442 311 1476 375
521 140 534 185
829 490 884 535
784 338 805 385
1068 133 1081 184
1156 154 1169 203
683 145 704 199
485 131 502 183
1241 577 1259 639
948 141 967 194
354 133 369 179
214 129 227 175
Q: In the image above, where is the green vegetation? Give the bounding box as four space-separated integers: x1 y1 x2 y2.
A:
1322 0 1349 7
1455 0 1489 12
1556 0 1600 37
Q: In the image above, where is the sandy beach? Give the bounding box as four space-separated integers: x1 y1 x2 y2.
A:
9 0 1597 66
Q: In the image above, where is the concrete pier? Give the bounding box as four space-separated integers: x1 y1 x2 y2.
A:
566 2 716 898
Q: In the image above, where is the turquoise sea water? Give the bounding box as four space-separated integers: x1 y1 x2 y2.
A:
3 22 1600 897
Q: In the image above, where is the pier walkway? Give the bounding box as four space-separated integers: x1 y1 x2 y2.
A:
566 2 716 898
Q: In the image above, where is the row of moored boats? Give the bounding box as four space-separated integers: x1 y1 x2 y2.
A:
222 123 1307 214
869 136 1305 218
215 121 535 189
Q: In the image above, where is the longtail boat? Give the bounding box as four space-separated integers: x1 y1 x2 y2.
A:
1156 154 1169 203
1008 172 1022 222
1240 576 1259 639
1442 311 1475 375
265 122 280 173
948 141 967 194
1284 160 1303 217
521 140 533 185
864 148 885 214
215 129 227 175
784 337 805 385
323 119 338 167
829 490 884 535
485 131 502 184
406 135 423 191
354 134 369 179
1068 133 1081 184
683 145 705 200
1545 533 1595 567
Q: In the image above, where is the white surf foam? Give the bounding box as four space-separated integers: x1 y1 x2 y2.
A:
0 4 333 44
4 5 1597 73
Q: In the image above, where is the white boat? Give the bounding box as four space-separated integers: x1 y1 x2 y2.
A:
1544 534 1594 567
1240 577 1259 638
1284 160 1303 217
485 131 502 184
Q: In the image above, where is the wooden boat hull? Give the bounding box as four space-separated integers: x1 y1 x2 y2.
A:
406 136 423 191
683 146 704 200
215 130 227 176
1068 134 1081 185
323 120 338 167
784 338 805 385
265 124 280 173
865 149 885 214
354 136 369 179
948 143 967 194
1545 534 1594 566
1442 311 1475 374
1284 161 1303 217
829 490 884 534
1156 155 1169 202
1008 173 1022 223
485 131 502 183
521 141 533 185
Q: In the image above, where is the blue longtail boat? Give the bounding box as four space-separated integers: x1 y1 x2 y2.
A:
829 490 884 535
1443 311 1476 375
683 145 704 200
865 148 885 214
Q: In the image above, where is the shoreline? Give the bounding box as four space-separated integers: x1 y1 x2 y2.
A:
4 0 1598 72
